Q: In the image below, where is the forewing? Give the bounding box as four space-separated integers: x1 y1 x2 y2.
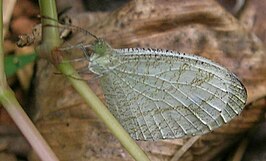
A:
99 49 247 141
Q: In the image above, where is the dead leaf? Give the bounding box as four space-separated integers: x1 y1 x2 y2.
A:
28 0 266 160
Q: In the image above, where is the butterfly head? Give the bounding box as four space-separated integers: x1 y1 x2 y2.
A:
91 38 112 57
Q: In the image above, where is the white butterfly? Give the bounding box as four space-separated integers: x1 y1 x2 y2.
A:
86 39 247 141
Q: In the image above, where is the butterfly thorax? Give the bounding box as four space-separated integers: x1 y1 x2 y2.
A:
88 39 116 75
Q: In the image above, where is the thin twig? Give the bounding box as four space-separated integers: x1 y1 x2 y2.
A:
170 136 200 161
230 138 248 161
0 1 59 161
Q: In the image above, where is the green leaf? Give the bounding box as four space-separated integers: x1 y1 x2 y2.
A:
4 53 37 77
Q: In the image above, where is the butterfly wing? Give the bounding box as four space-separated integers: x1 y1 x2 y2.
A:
99 48 247 141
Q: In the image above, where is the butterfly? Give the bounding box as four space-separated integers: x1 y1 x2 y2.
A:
84 38 247 141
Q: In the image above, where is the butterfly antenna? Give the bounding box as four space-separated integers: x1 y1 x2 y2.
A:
39 15 99 40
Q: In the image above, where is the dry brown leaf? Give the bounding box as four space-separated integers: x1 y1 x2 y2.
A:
28 0 266 161
0 152 17 161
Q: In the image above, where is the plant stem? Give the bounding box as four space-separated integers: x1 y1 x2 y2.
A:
0 1 59 161
38 0 150 160
0 0 6 87
0 90 59 161
39 0 61 49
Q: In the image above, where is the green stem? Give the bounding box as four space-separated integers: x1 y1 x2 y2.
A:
38 0 150 160
0 0 6 87
39 0 61 48
0 1 59 161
